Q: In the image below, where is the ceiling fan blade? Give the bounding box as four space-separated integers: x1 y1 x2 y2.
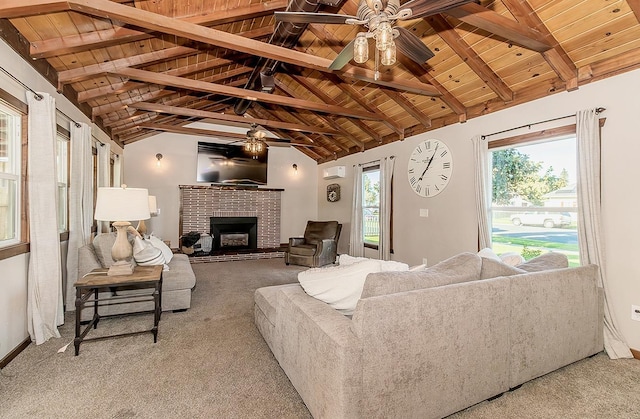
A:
400 0 475 20
394 26 434 64
328 39 356 70
274 12 355 25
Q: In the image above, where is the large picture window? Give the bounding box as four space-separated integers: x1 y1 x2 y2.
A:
0 101 22 247
489 135 580 266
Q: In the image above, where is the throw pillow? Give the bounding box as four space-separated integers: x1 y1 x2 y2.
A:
517 252 568 272
480 257 526 280
133 236 166 268
148 234 173 264
361 252 482 299
478 247 501 261
499 252 525 266
298 259 383 316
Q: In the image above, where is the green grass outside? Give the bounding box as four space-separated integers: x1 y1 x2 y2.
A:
492 236 580 267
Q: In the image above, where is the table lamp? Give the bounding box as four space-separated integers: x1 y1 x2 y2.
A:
94 186 151 276
136 195 157 236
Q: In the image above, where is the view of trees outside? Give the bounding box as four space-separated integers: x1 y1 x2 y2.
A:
491 137 580 266
362 168 380 245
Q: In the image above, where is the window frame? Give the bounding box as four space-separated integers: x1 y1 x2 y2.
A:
486 120 604 265
362 164 380 250
0 87 29 260
56 125 70 239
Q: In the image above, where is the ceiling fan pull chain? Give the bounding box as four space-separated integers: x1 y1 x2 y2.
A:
374 47 380 80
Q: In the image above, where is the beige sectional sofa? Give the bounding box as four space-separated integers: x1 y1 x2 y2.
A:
254 252 604 419
78 232 196 318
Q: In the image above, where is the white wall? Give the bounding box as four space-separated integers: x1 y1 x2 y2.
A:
0 39 114 361
123 123 318 247
318 68 640 352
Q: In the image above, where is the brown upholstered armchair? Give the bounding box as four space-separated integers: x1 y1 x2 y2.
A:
285 221 342 268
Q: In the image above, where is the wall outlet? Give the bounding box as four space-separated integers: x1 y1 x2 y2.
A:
422 258 428 266
156 207 161 215
632 305 640 322
419 208 429 217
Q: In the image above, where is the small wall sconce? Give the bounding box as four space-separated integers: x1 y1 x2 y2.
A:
156 153 163 167
292 163 298 175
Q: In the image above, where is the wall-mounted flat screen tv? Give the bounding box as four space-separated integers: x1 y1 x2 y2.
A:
196 141 268 185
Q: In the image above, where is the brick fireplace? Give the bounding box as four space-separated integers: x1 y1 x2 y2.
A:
179 185 283 262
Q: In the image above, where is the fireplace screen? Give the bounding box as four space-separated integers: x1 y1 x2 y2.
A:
210 216 258 251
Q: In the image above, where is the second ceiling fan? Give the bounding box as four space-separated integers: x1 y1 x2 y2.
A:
275 0 475 72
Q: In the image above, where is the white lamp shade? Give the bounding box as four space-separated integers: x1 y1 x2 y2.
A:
94 187 151 221
148 195 158 215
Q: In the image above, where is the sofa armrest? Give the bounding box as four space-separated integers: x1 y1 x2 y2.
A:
288 237 305 247
276 286 362 419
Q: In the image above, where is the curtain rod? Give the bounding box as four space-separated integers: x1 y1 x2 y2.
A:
0 65 43 100
481 107 606 140
355 155 395 167
0 66 107 146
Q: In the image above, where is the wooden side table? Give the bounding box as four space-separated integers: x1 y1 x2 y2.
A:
74 265 163 356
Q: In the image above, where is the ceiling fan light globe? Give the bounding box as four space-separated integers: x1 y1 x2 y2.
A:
381 41 396 66
354 35 369 63
375 21 394 51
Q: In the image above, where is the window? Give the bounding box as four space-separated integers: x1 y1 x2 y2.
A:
56 128 69 233
0 100 22 247
362 166 380 248
489 135 580 266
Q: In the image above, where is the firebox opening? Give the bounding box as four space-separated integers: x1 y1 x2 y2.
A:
210 216 258 251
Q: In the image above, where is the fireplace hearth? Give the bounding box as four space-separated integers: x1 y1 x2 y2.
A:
210 217 258 251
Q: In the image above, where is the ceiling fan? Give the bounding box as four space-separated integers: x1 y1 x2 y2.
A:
275 0 475 73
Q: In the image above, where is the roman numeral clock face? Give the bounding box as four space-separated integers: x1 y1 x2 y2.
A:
407 139 453 197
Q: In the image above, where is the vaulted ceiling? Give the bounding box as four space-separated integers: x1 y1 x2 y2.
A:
1 0 639 163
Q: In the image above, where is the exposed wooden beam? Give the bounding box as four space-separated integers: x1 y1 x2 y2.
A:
629 0 640 23
269 82 351 153
114 67 391 121
79 61 252 103
445 2 552 52
427 14 513 102
128 102 341 135
500 0 577 89
60 26 270 85
28 1 287 58
381 89 431 129
0 0 441 95
288 73 373 149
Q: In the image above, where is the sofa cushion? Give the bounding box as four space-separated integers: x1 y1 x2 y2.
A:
298 259 408 315
92 233 118 267
162 253 196 292
361 252 482 298
516 252 569 272
289 244 317 256
480 257 526 280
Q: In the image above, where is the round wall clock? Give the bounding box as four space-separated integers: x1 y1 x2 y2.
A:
327 183 341 202
407 139 453 197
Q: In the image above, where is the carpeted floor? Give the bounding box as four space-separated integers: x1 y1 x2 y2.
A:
1 258 639 419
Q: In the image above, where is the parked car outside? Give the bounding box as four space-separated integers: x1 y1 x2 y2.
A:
510 212 572 228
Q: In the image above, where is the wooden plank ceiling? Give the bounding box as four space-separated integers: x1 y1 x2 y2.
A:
1 0 639 162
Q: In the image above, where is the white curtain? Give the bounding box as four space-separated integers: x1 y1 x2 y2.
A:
26 91 63 344
97 141 111 233
349 164 364 257
112 153 122 188
379 156 395 260
472 135 492 249
576 108 632 359
65 122 94 310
